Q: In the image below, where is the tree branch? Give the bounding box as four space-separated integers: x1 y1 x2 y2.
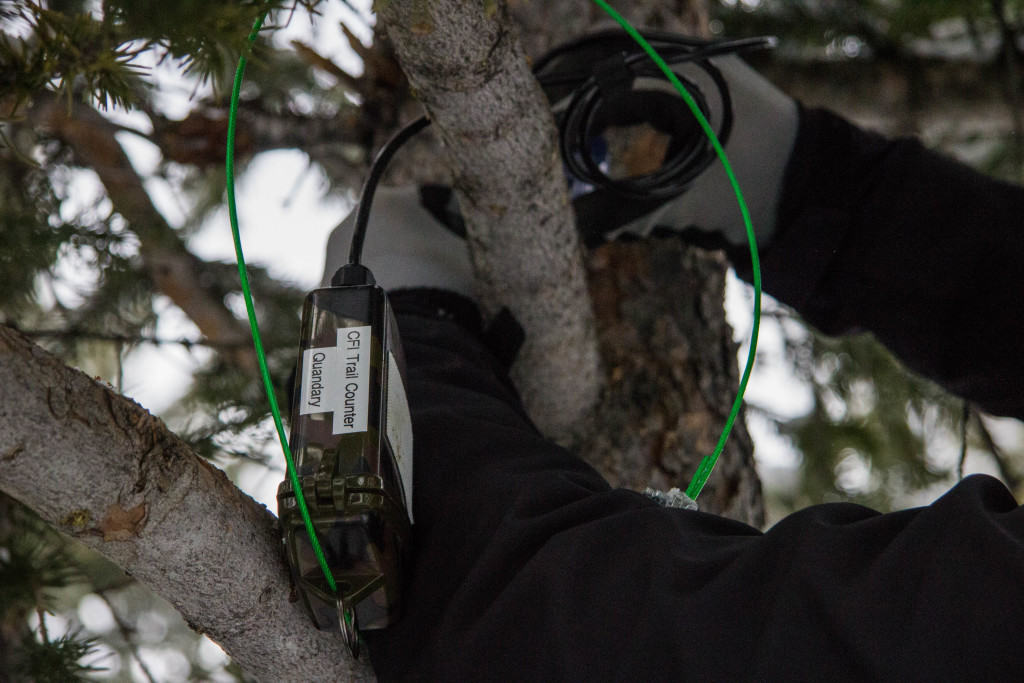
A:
32 94 257 372
378 0 602 439
291 39 364 92
0 325 373 682
149 103 372 174
96 589 156 683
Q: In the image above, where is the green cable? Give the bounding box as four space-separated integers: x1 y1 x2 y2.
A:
227 3 756 551
589 0 763 501
226 10 337 594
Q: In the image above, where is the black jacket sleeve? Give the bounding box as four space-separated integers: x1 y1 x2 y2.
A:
368 298 1024 682
364 109 1024 682
731 106 1024 420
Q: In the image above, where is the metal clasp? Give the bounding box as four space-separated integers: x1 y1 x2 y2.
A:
338 599 360 659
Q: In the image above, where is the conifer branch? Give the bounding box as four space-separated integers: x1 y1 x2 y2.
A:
32 93 257 372
10 325 251 350
0 324 374 681
291 39 362 92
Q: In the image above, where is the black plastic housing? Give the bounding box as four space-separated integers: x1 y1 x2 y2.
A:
278 283 413 633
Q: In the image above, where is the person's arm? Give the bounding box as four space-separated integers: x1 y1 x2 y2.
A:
568 50 1024 419
732 106 1024 420
368 295 1024 682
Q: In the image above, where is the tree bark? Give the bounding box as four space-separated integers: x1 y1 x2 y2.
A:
0 325 371 682
508 0 762 522
378 0 602 440
583 241 762 522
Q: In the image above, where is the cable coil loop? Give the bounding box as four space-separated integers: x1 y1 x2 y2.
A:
534 31 775 200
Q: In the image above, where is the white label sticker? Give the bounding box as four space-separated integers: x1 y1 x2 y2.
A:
299 326 372 435
386 352 414 522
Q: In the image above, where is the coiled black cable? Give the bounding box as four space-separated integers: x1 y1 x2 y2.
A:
348 31 777 263
534 30 776 200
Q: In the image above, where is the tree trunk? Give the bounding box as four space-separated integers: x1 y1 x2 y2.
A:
0 326 371 681
378 1 761 525
584 241 762 522
387 0 762 522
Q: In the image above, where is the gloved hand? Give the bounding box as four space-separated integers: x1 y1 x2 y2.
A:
321 38 799 296
604 54 798 248
321 185 475 297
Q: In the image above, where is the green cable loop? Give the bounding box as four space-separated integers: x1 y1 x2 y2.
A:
226 10 337 594
589 0 763 501
226 4 758 591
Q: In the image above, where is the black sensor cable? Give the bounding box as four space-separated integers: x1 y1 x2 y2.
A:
534 30 776 200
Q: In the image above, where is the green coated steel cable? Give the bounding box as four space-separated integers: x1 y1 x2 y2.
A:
226 1 759 572
589 0 763 501
226 10 337 594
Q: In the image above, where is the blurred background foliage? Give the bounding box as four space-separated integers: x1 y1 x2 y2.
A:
0 0 1022 678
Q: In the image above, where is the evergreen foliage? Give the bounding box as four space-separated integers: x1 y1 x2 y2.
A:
778 325 965 511
0 1 319 676
15 630 104 682
0 497 101 681
0 504 82 617
2 0 144 113
0 157 72 314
